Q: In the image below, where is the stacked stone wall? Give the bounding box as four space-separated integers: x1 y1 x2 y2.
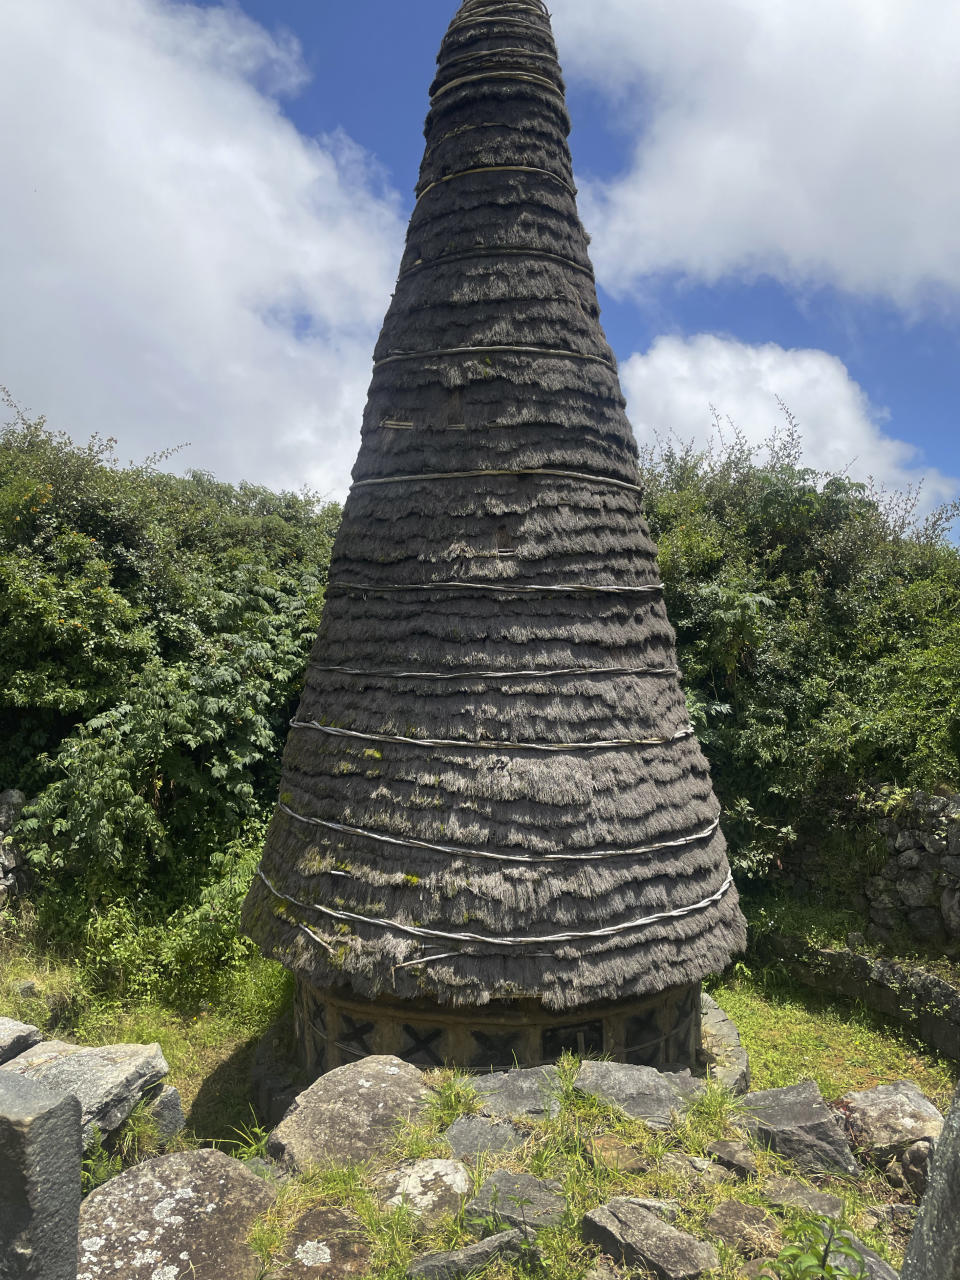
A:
780 792 960 950
864 795 960 947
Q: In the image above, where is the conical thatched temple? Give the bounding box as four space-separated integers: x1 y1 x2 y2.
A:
243 0 746 1075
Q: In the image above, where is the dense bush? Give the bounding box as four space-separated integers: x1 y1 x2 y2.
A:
0 391 339 966
2 391 958 999
640 411 960 878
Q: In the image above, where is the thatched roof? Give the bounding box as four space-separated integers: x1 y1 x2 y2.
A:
242 0 747 1012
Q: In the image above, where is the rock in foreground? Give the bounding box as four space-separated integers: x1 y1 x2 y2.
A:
583 1199 719 1280
374 1159 470 1225
837 1081 943 1162
77 1150 274 1280
444 1114 525 1159
267 1056 431 1171
575 1061 703 1130
741 1080 859 1175
0 1040 168 1146
0 1018 41 1066
466 1169 565 1231
279 1206 371 1278
763 1176 843 1219
474 1066 561 1121
0 1072 81 1280
407 1230 533 1280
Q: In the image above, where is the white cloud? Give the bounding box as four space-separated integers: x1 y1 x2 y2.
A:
622 334 958 507
550 0 960 308
0 0 406 497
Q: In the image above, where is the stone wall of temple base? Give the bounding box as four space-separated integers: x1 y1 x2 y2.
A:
293 979 702 1076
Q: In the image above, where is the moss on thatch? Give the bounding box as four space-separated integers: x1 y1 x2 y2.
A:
242 0 747 1014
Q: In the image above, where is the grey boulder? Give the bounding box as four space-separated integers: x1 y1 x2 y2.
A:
837 1081 943 1162
406 1229 534 1279
0 1072 82 1280
0 1039 168 1146
704 1199 778 1255
146 1085 186 1143
701 992 751 1094
77 1149 275 1280
582 1199 720 1280
828 1231 899 1280
574 1060 703 1130
267 1055 431 1172
661 1152 733 1190
900 1138 936 1197
444 1114 525 1159
741 1080 859 1175
474 1065 561 1120
278 1206 372 1278
763 1176 843 1219
707 1139 759 1180
374 1159 471 1225
901 1081 960 1280
0 1017 41 1066
466 1169 565 1231
616 1196 680 1223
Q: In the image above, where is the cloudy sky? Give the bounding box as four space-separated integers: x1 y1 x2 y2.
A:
2 0 958 510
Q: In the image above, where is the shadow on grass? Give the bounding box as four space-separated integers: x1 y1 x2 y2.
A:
186 1034 262 1142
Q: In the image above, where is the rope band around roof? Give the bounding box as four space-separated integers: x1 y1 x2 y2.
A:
398 246 594 281
277 802 720 865
328 579 662 597
423 119 530 159
374 344 613 370
258 868 734 948
289 720 695 752
309 663 681 681
444 16 552 37
457 1 549 17
351 467 643 495
457 1 549 16
439 47 558 70
416 163 576 202
431 71 565 103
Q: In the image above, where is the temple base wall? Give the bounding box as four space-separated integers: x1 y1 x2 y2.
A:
294 979 702 1076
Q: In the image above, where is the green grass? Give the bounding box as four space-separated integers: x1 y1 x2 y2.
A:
244 1054 913 1280
710 963 957 1111
4 895 956 1277
0 916 292 1139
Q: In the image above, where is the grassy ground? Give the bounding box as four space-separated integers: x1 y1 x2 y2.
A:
242 1060 915 1280
710 963 957 1112
2 900 957 1277
0 923 291 1139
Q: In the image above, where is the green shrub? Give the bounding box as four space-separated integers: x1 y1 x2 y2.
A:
641 412 960 880
4 389 959 994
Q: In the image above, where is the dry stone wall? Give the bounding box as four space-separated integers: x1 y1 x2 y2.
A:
756 933 960 1061
863 794 960 947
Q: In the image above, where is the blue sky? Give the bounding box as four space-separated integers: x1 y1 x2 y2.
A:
1 0 958 513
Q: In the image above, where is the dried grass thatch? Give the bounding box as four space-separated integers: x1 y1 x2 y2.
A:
242 0 747 1013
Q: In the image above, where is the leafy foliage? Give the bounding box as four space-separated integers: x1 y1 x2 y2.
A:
3 391 959 998
641 408 960 879
760 1221 868 1278
0 391 339 976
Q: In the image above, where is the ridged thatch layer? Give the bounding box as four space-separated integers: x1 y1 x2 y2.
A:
242 0 747 1013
